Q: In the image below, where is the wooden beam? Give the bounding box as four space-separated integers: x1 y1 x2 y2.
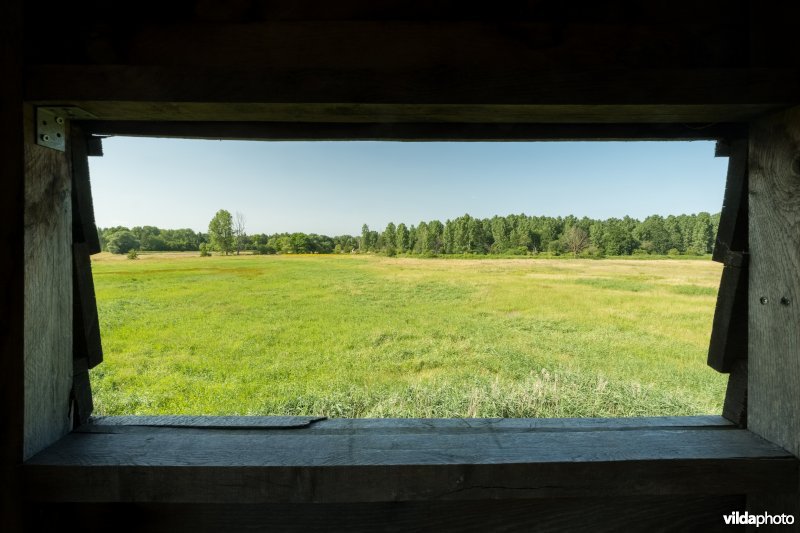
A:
748 106 800 456
0 0 24 528
24 66 800 119
83 414 735 431
708 252 748 373
722 360 748 427
71 358 93 428
82 121 745 141
73 242 102 369
87 416 326 430
23 104 73 460
27 496 746 533
25 20 751 69
70 125 101 254
24 418 796 503
712 138 749 262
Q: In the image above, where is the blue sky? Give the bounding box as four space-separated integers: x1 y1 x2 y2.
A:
89 138 728 235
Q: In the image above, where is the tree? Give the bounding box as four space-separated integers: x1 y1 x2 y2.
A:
691 212 714 254
395 223 409 253
208 209 234 255
634 215 670 255
562 226 589 257
360 224 371 252
382 222 397 253
106 230 140 254
233 211 247 255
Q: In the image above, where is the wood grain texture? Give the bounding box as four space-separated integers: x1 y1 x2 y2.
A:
23 105 73 460
27 496 746 533
70 125 101 253
73 242 102 368
748 106 800 457
713 138 749 262
84 120 745 141
708 253 748 373
23 422 796 503
0 0 24 529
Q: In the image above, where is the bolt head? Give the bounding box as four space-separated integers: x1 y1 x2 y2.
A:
760 296 769 305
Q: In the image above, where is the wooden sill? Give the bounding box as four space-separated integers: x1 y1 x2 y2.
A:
23 415 797 504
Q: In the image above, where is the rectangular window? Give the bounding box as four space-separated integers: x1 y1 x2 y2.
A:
86 139 728 418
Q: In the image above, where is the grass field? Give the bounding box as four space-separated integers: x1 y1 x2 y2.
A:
90 253 726 418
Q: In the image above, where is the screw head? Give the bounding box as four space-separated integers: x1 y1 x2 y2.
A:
760 296 769 305
55 116 64 125
781 296 791 306
40 134 50 142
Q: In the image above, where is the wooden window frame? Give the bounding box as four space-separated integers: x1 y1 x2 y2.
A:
16 117 798 513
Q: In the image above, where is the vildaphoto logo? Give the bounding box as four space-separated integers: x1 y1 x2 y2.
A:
723 511 795 527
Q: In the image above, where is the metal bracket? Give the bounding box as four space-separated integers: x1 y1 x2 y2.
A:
35 106 96 152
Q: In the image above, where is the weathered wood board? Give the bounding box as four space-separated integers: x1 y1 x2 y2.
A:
23 105 73 460
24 418 796 503
748 107 800 457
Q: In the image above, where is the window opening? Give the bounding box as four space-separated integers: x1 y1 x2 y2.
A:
87 139 729 418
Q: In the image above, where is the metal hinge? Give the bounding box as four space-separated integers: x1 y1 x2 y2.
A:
36 106 96 152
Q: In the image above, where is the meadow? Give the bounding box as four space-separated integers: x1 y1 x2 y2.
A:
90 253 726 418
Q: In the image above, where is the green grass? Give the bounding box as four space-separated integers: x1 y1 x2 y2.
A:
90 252 726 418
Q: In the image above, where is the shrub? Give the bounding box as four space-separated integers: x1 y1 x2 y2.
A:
126 249 139 260
667 248 680 256
199 243 211 257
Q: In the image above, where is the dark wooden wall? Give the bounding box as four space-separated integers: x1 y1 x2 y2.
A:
5 1 800 531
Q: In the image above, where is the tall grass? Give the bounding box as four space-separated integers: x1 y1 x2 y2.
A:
90 253 726 417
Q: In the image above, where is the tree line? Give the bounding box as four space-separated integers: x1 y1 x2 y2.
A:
99 210 720 257
358 212 720 257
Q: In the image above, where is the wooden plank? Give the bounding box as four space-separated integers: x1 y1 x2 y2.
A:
27 496 747 533
71 358 93 428
83 121 745 141
24 65 800 110
23 104 73 460
85 415 734 432
70 125 101 253
712 138 748 262
707 252 748 373
32 20 749 70
88 416 326 429
0 0 24 529
86 136 103 157
722 360 747 427
73 242 102 368
24 2 751 68
715 139 731 157
42 101 785 126
23 425 796 503
748 106 800 457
